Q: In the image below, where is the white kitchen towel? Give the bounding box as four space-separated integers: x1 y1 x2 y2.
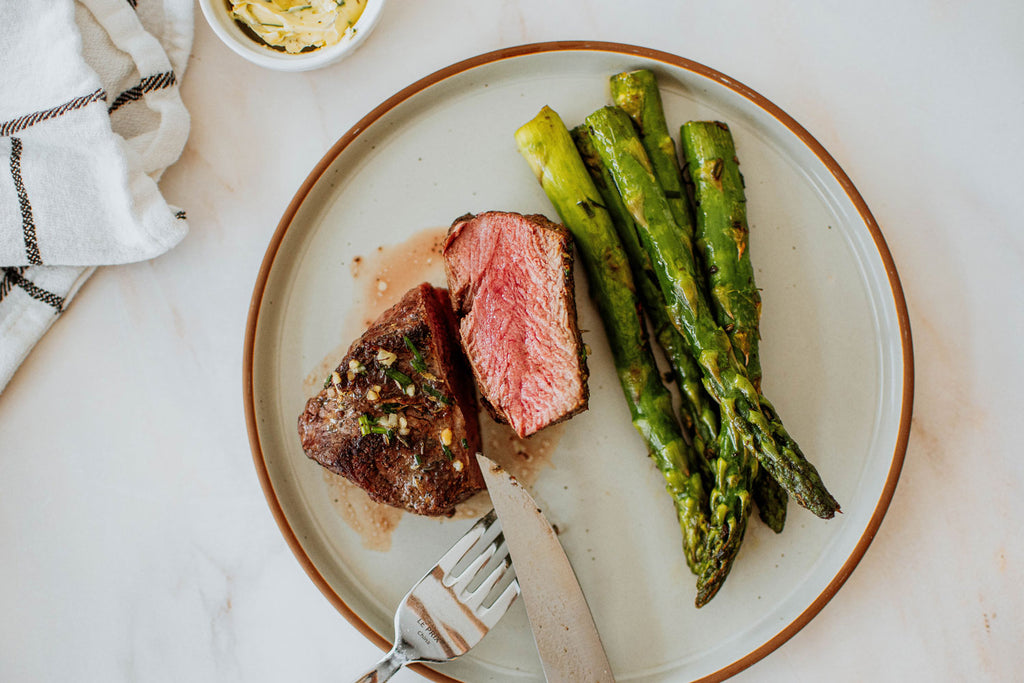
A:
0 0 192 393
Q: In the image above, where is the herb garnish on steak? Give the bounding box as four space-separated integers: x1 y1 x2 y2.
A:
297 283 484 516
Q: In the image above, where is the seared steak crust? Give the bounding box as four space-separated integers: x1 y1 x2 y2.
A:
443 211 589 438
298 283 484 516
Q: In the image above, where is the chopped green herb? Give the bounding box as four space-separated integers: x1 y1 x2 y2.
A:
460 438 469 449
413 452 423 468
380 402 400 414
422 383 451 405
259 22 284 27
358 414 394 442
403 335 429 375
384 366 412 388
441 444 454 461
358 414 372 436
287 4 312 11
323 375 331 389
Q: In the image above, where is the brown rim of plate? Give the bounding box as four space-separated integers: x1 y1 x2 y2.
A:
243 40 914 682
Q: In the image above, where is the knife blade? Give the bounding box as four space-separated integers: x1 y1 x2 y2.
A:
476 453 615 683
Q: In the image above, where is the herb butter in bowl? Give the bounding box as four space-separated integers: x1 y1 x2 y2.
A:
199 0 386 71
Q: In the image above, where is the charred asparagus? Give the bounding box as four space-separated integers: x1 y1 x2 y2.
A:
584 105 839 520
681 120 790 533
515 106 709 571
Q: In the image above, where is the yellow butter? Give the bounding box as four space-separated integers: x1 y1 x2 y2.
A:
230 0 367 54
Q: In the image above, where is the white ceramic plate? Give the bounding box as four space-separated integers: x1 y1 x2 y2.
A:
244 42 913 682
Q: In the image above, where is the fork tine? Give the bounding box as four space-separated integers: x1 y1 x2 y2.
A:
448 535 499 592
461 535 513 610
476 577 521 629
435 509 496 577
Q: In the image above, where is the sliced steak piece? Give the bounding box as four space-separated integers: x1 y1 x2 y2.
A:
298 283 484 516
443 211 589 438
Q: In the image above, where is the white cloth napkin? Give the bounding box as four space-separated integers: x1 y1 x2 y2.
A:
0 0 192 392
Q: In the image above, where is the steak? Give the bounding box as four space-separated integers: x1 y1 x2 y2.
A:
298 283 484 516
443 211 589 438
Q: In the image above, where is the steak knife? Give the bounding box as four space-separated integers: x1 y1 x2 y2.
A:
476 453 615 683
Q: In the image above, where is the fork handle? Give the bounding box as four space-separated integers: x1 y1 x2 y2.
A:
353 648 407 683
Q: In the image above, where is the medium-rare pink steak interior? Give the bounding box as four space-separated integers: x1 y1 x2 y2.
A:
297 283 484 516
443 211 589 438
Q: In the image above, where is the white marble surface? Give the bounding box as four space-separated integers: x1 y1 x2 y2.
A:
1 1 1021 681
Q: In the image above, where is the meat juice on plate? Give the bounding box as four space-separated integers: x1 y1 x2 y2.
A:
303 225 564 550
301 226 449 399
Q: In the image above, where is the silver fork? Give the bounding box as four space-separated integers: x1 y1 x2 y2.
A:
354 510 520 683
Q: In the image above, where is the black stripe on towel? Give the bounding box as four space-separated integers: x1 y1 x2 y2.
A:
127 0 138 8
0 89 107 138
9 138 42 266
0 268 63 313
0 267 26 304
108 71 178 114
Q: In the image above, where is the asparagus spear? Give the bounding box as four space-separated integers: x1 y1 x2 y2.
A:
609 70 793 533
515 106 709 572
574 121 750 601
681 120 789 533
572 124 718 482
613 71 787 532
605 82 767 578
696 421 753 606
754 396 809 530
610 75 778 563
680 121 761 382
584 106 839 519
609 69 697 237
600 74 718 453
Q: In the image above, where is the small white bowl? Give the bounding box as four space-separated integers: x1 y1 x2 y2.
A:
199 0 386 72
